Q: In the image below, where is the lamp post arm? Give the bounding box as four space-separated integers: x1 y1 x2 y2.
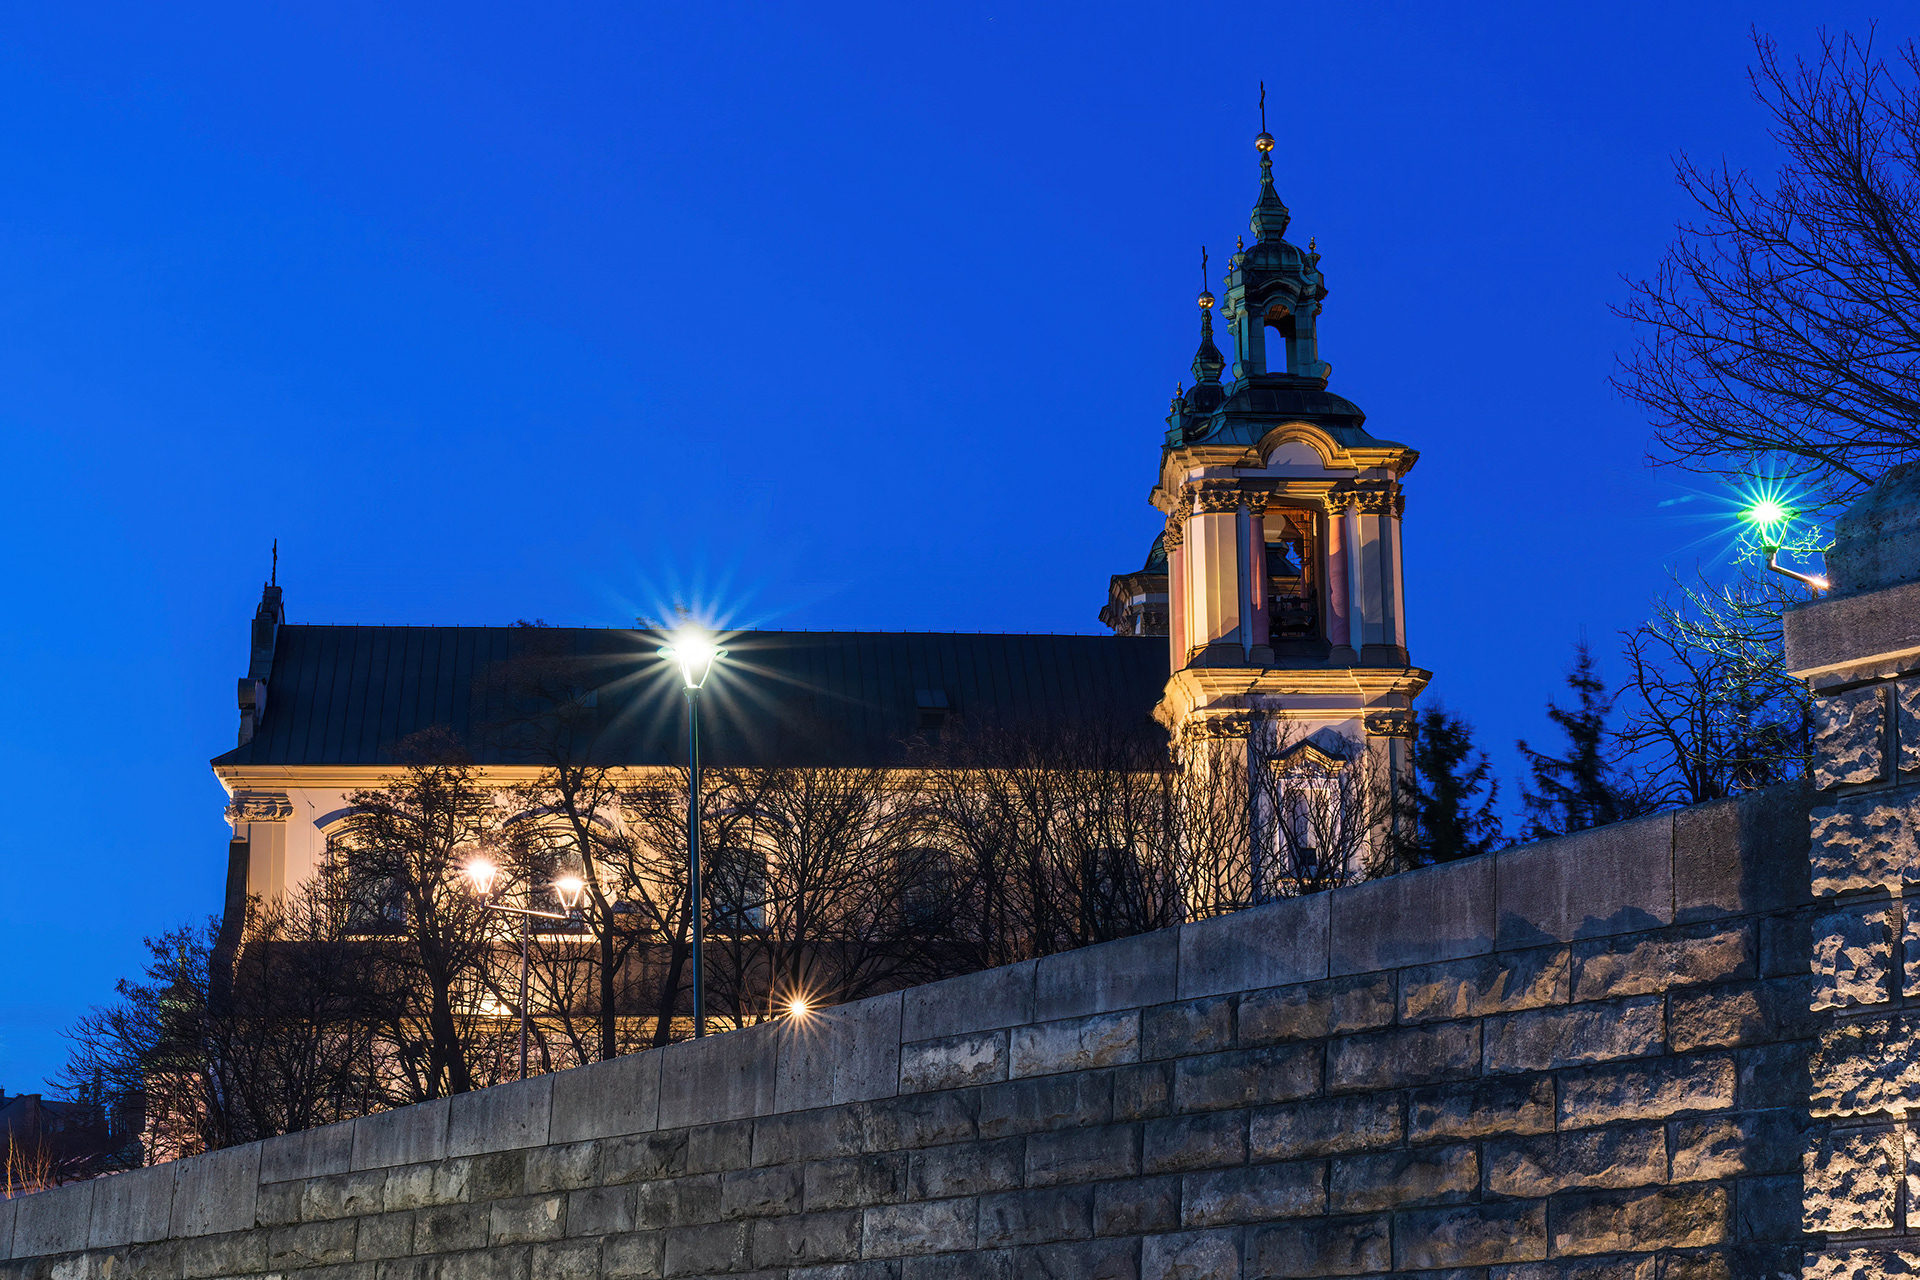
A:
482 903 575 922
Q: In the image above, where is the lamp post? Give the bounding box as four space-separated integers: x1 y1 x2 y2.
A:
463 859 586 1080
659 631 726 1038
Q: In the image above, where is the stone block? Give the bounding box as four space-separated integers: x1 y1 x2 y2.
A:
1811 788 1920 895
1572 925 1753 1002
467 1150 530 1201
1408 1075 1555 1143
1173 1045 1319 1112
357 1211 416 1260
169 1139 261 1237
1556 1055 1737 1127
1672 978 1815 1051
720 1166 803 1220
302 1168 388 1220
804 1155 906 1211
268 1219 359 1269
901 1031 1009 1093
1144 1110 1248 1174
1141 997 1234 1061
551 1048 661 1143
780 994 906 1112
1026 1125 1139 1187
1670 1111 1808 1181
1812 901 1899 1009
1176 892 1328 1000
1394 1201 1548 1269
860 1200 976 1258
353 1097 451 1170
1483 996 1664 1073
1011 1237 1137 1280
1672 783 1811 921
1760 910 1812 977
1140 1228 1241 1280
383 1158 470 1210
87 1164 176 1248
566 1185 637 1237
1804 1250 1920 1280
1739 1040 1813 1111
1249 1094 1403 1161
1246 1215 1391 1277
1495 813 1674 948
753 1108 867 1169
1901 679 1920 772
1236 974 1393 1046
1813 686 1885 788
685 1118 754 1173
1034 928 1179 1022
449 1074 552 1157
749 1211 864 1268
12 1181 94 1258
1805 1126 1901 1232
787 1264 899 1280
865 1091 978 1150
1330 1144 1476 1213
260 1119 356 1183
415 1203 489 1253
602 1230 665 1279
1400 948 1566 1025
1484 1125 1665 1197
175 1230 269 1278
977 1187 1093 1248
662 1221 749 1277
1114 1062 1173 1121
1181 1160 1322 1228
1327 1021 1477 1091
977 1074 1109 1138
1549 1186 1728 1256
1011 1012 1139 1079
1811 1014 1914 1116
1093 1176 1179 1236
524 1140 600 1193
909 1137 1025 1199
903 960 1036 1042
904 1261 1005 1280
657 1022 779 1128
1330 854 1495 974
635 1174 722 1231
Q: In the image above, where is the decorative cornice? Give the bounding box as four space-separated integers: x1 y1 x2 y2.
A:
1364 710 1414 739
1187 479 1244 515
226 791 294 827
1353 480 1404 517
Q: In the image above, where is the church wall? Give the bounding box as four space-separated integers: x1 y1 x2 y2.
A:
5 782 1822 1278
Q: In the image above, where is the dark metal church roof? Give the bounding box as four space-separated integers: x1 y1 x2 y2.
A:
212 626 1170 770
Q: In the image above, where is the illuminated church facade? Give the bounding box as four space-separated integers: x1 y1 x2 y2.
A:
213 126 1426 911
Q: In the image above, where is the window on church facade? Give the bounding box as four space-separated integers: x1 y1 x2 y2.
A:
1266 511 1319 642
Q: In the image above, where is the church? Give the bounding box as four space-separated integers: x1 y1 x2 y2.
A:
212 124 1427 913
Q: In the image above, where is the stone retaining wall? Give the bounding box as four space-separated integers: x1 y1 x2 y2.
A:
0 783 1815 1280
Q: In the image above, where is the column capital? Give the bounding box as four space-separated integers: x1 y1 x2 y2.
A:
1353 479 1404 517
1163 515 1186 551
226 790 293 830
1186 479 1245 514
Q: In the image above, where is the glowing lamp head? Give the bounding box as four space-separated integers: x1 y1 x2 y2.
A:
659 629 727 690
553 875 587 912
464 859 499 897
1745 498 1790 530
785 997 811 1019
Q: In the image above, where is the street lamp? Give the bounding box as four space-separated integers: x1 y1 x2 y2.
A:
1742 495 1831 593
463 858 583 1080
658 628 726 1038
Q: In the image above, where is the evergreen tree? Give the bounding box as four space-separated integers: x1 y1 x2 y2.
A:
1393 705 1504 866
1517 642 1644 841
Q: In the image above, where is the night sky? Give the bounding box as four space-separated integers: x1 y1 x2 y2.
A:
0 2 1883 1089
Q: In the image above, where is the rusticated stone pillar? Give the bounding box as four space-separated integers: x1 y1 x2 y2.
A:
1787 464 1920 1278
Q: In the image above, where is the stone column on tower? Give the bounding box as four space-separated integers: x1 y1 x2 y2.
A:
1186 480 1247 665
1244 489 1274 667
1164 514 1187 671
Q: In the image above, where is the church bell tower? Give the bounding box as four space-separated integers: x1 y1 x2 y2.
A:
1116 108 1429 874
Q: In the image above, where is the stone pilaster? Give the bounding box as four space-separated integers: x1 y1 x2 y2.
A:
1789 465 1920 1277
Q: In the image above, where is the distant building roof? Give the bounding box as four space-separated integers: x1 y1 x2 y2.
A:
212 626 1170 771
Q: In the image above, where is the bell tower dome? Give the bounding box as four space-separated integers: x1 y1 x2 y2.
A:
1131 100 1429 889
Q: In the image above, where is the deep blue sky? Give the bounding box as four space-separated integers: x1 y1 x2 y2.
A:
0 3 1884 1089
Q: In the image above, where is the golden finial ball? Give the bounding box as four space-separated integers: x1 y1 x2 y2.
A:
1197 291 1215 309
1255 132 1275 153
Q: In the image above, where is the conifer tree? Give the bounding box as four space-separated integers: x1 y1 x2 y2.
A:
1517 642 1644 840
1392 705 1503 866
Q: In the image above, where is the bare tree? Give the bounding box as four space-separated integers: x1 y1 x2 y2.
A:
1616 572 1811 806
1616 29 1920 508
1250 725 1395 896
